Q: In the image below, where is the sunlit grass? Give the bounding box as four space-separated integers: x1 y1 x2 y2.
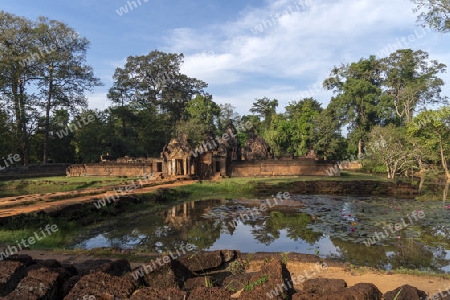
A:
174 173 393 201
0 175 148 197
0 221 77 249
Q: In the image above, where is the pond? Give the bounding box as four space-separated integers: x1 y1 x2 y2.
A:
74 193 450 273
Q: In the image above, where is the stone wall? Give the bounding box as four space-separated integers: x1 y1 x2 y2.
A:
66 163 157 177
0 164 69 180
230 160 338 177
66 159 339 178
254 180 418 198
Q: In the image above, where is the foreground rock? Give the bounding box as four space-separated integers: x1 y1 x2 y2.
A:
0 251 433 299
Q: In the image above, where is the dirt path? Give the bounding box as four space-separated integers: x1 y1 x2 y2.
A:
0 179 196 218
286 262 449 297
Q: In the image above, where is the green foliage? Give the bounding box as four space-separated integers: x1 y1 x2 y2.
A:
281 252 288 264
244 274 269 291
407 107 450 180
311 109 346 160
324 56 383 154
380 49 446 123
412 0 450 32
176 94 221 145
367 124 416 179
204 276 214 287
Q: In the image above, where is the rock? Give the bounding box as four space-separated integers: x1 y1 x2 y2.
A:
178 251 223 273
302 278 347 294
184 276 215 290
132 257 192 289
188 287 232 300
343 283 383 300
0 261 27 296
5 254 33 266
5 267 63 300
239 259 294 300
294 280 382 300
222 273 255 293
95 258 131 277
384 284 427 300
130 287 187 300
64 271 135 299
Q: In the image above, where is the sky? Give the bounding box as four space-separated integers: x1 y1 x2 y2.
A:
2 0 449 115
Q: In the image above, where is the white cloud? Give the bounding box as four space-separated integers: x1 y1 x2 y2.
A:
87 92 110 110
91 0 449 114
172 0 424 98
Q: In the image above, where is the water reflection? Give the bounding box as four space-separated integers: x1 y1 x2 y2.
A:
74 193 450 272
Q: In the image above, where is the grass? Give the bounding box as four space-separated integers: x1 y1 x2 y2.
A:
0 221 77 250
0 172 393 199
391 267 450 279
348 264 450 279
174 173 393 201
0 175 152 197
244 274 269 291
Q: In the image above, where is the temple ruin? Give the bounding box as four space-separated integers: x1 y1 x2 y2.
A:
66 122 338 178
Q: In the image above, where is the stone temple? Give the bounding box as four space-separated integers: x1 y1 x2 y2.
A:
66 122 337 178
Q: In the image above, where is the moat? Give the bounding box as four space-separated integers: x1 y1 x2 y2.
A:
73 192 450 273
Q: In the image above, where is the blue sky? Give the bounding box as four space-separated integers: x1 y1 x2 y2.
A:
2 0 449 115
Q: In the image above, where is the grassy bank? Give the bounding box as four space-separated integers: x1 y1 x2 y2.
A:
0 176 151 197
174 172 393 201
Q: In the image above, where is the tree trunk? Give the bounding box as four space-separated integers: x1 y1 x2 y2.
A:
11 77 28 166
419 176 425 193
358 139 363 158
439 140 450 182
443 182 449 209
43 75 53 164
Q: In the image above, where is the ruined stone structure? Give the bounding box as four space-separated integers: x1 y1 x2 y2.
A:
162 134 194 177
66 123 338 178
242 128 271 160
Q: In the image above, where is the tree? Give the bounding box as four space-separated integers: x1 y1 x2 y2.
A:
0 109 15 155
367 125 416 179
33 17 102 163
407 107 450 181
285 98 323 155
412 0 450 32
250 97 278 129
324 56 383 156
217 103 240 133
176 94 220 145
0 11 36 165
311 109 346 160
263 114 291 156
0 12 101 164
381 49 446 123
108 50 207 125
72 109 110 162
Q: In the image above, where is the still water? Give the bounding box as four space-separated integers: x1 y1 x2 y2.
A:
74 194 450 272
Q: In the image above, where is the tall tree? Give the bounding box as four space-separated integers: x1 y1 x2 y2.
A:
34 17 102 163
381 49 446 123
412 0 450 32
217 103 240 133
108 50 207 126
0 12 101 164
407 107 450 181
323 56 383 156
368 125 416 179
0 11 35 165
263 114 291 156
176 94 220 145
310 109 346 160
250 97 278 129
285 98 323 155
